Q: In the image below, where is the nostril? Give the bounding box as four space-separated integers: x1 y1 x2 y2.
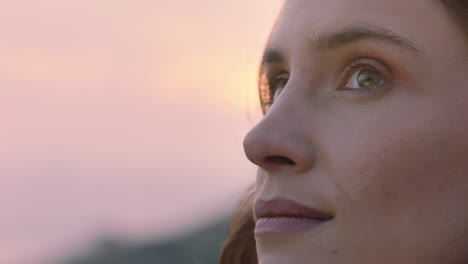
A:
265 156 296 166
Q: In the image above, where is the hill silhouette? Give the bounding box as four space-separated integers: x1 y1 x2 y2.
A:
55 218 228 264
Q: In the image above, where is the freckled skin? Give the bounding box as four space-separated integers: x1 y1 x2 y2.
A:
243 0 468 263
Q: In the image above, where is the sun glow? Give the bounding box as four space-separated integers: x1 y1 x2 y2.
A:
0 0 283 263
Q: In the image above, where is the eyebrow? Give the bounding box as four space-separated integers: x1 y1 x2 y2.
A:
312 26 422 54
262 49 285 64
261 26 422 65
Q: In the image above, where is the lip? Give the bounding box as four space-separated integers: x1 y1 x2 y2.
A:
255 197 333 235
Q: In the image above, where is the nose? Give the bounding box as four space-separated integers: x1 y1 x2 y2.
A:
243 99 316 173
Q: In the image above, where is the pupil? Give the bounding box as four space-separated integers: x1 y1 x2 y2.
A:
358 71 379 87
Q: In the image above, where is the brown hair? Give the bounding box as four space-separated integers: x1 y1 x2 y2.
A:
440 0 468 37
219 185 257 264
219 2 468 263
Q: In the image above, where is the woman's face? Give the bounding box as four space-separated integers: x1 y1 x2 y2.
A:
243 0 468 263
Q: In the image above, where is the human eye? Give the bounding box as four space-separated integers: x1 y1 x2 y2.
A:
259 70 289 113
338 58 392 94
270 73 289 101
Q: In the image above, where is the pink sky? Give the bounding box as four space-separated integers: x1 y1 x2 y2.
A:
0 1 282 263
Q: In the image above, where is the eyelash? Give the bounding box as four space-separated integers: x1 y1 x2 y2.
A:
260 58 392 110
339 59 392 92
268 74 289 95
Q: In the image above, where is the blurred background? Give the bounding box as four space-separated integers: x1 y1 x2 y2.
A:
0 0 282 263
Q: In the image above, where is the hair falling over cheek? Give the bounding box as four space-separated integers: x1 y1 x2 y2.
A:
219 185 258 264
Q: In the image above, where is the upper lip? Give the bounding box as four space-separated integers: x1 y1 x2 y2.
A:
255 196 333 221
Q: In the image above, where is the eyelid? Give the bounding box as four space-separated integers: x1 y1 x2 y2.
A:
268 72 289 95
259 57 395 111
268 72 289 87
338 57 395 87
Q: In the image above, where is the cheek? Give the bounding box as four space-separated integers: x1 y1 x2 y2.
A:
341 130 466 209
323 97 468 219
318 97 468 259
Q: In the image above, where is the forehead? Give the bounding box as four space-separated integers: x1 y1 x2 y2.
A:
267 0 446 55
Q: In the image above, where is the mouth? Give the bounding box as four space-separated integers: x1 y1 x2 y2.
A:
254 196 333 235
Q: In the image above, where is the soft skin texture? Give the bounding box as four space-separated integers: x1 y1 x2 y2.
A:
243 0 468 263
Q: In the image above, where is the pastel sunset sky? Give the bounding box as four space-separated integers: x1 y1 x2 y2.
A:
0 1 282 263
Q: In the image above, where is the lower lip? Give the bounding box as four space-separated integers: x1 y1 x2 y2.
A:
255 217 329 235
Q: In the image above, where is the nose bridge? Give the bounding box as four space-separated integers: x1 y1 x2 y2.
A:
243 87 316 173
